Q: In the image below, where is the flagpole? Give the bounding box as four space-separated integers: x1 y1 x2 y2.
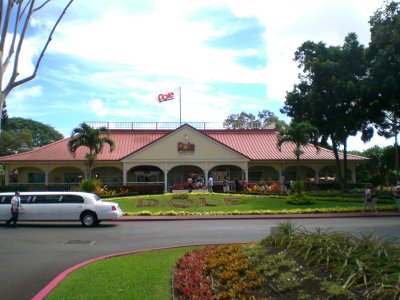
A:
179 86 182 125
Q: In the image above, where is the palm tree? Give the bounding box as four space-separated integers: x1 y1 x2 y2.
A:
68 123 115 180
277 121 319 180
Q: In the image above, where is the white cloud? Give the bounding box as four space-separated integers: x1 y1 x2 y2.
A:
91 99 108 117
10 85 43 99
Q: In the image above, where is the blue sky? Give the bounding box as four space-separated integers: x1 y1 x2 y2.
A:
5 0 394 150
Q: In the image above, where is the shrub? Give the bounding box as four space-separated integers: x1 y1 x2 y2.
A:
292 180 305 194
124 183 164 195
79 179 100 193
172 193 189 199
173 248 214 299
285 193 316 205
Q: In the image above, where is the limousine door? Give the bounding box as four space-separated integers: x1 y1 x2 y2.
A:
0 195 12 220
21 195 62 220
59 194 86 220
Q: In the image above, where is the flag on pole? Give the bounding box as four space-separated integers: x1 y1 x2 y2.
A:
157 87 181 103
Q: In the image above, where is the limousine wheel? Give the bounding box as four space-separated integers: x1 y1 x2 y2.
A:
80 212 98 227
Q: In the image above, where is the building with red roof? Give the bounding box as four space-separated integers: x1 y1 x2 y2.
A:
0 122 367 192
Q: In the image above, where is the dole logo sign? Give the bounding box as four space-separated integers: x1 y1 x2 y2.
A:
158 92 175 103
178 142 195 154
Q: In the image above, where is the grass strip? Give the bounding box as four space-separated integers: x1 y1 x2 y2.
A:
108 193 395 215
45 246 203 300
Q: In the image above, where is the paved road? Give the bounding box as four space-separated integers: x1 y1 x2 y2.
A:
1 216 400 300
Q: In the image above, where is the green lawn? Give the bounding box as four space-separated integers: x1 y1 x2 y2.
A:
109 192 384 215
45 246 203 300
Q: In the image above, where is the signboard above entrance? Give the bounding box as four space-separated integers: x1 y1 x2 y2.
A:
177 142 195 154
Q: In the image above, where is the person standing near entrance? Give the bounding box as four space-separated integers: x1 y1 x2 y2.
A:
235 177 241 193
223 176 229 193
208 176 214 192
6 191 21 228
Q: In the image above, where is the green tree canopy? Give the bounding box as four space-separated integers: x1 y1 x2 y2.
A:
368 0 400 183
281 33 368 188
8 117 64 148
0 128 33 156
68 123 115 180
0 117 63 156
224 110 285 129
352 146 396 186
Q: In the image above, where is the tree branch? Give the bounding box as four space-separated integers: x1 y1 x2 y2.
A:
33 0 52 13
4 0 74 97
0 0 13 52
20 0 33 22
0 0 4 32
3 0 34 97
2 1 23 78
0 0 14 91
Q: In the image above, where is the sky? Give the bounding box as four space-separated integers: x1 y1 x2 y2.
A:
4 0 395 151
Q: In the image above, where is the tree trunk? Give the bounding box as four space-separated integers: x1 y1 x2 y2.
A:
332 140 345 190
394 110 399 185
343 138 349 189
0 93 5 135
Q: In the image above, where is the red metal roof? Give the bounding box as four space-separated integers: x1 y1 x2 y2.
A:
0 126 367 162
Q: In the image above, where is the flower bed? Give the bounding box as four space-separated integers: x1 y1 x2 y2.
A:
173 245 265 299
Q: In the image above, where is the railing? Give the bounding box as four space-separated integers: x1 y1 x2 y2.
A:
85 121 276 130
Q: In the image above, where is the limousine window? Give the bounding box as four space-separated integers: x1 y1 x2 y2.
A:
0 196 12 204
30 195 61 203
60 195 84 203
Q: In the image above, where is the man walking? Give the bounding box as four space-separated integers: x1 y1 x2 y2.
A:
6 191 21 228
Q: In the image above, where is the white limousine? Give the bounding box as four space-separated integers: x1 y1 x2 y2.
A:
0 191 123 227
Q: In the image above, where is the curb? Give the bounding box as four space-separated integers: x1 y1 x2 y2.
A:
117 211 400 221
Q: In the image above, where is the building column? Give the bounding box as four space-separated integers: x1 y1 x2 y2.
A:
164 162 168 193
5 165 9 185
315 168 320 184
351 165 356 184
204 162 209 178
123 163 127 185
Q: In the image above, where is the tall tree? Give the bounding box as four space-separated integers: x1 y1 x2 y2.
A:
224 111 256 129
354 146 396 186
281 33 368 189
277 121 319 180
224 110 284 129
1 101 9 131
257 109 286 130
368 0 400 184
0 0 74 132
0 117 62 156
0 127 32 155
68 123 115 180
8 117 63 147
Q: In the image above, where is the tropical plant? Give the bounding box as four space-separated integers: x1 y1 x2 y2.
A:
68 123 115 179
277 121 319 180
